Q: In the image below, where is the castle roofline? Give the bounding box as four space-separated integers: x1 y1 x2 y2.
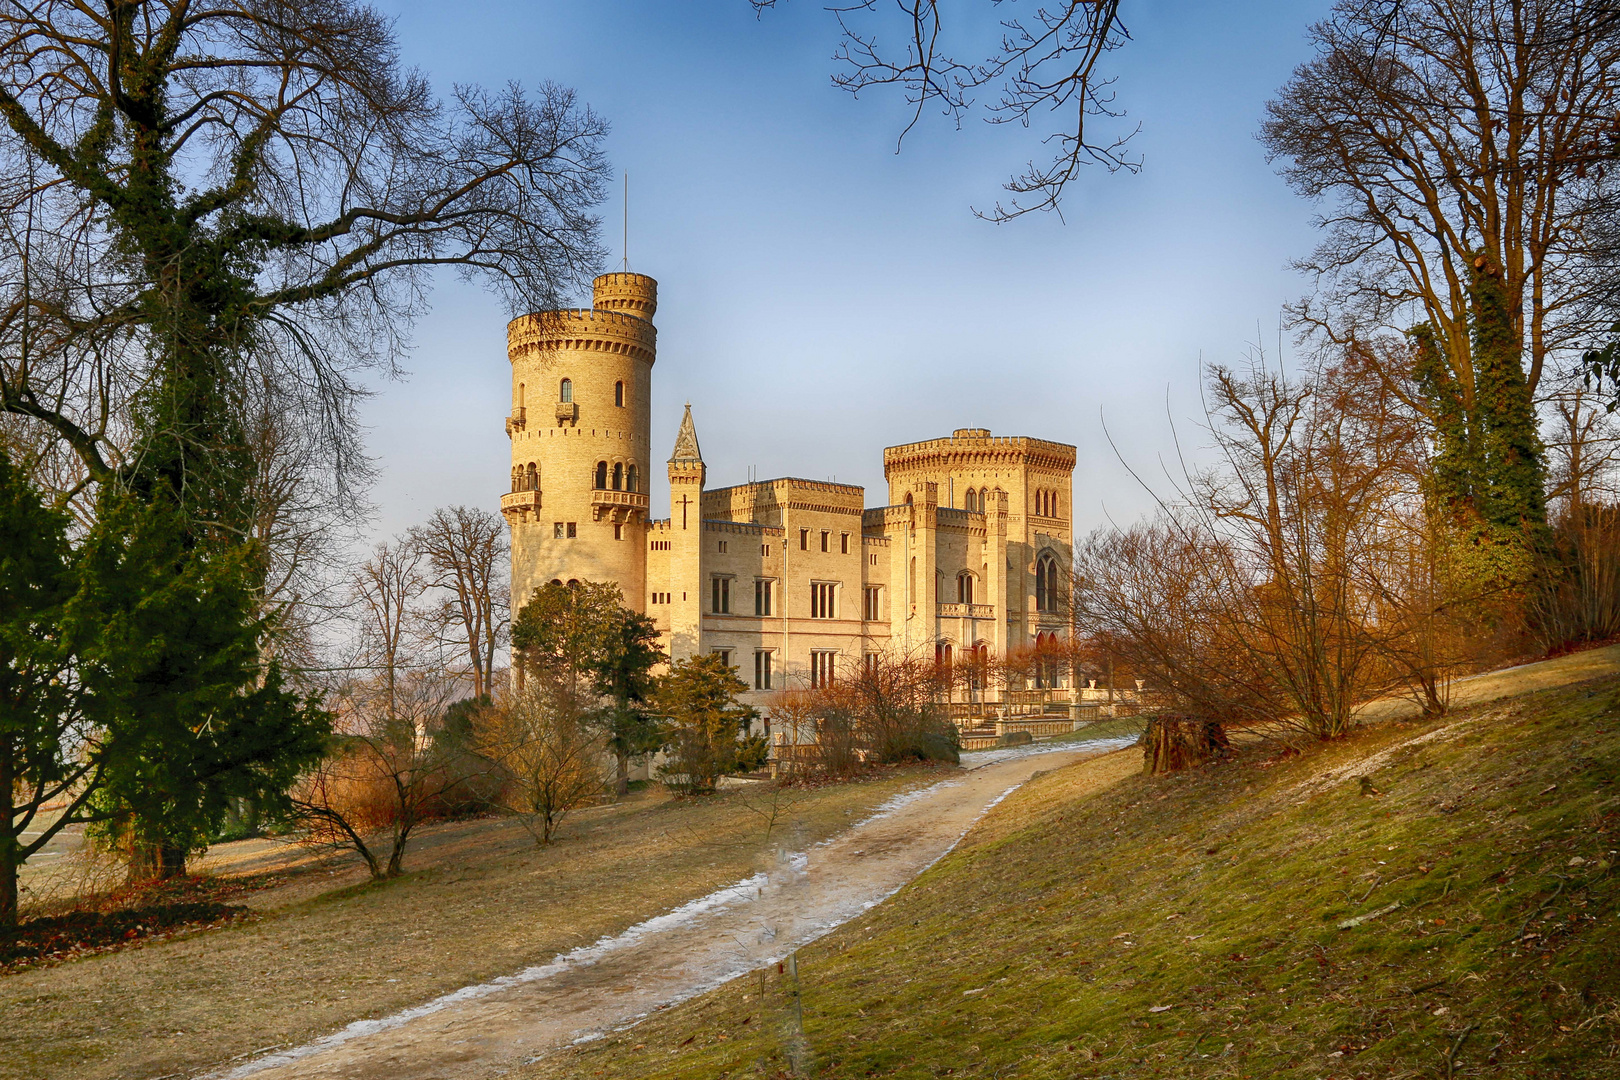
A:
705 476 866 498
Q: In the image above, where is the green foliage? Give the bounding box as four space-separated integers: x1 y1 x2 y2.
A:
511 581 667 793
438 695 492 753
74 489 329 873
0 451 89 925
653 654 765 795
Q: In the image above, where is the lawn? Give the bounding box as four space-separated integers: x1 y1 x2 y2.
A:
519 677 1620 1079
0 764 947 1080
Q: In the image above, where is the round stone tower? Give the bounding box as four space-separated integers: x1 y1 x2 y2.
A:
502 272 657 613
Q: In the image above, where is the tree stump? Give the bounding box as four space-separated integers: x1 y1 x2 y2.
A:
1140 714 1230 775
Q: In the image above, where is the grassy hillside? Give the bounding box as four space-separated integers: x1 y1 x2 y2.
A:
525 677 1620 1079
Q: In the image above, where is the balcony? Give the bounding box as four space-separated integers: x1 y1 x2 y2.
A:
555 401 578 425
505 407 527 435
591 488 650 521
937 602 995 620
500 489 542 521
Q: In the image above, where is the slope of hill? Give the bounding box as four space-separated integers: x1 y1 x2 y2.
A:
525 676 1620 1079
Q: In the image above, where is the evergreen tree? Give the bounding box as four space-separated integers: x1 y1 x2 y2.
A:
653 654 764 796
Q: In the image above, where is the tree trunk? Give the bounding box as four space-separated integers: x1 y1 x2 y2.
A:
615 748 629 798
1140 715 1229 776
127 840 188 884
0 860 17 932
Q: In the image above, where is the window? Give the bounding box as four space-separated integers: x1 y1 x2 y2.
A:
754 650 774 690
863 586 880 621
612 462 623 490
718 540 729 553
652 592 667 604
870 552 877 566
935 641 953 669
526 462 538 491
761 543 770 556
711 576 731 614
957 572 974 605
864 653 879 676
810 651 837 689
615 380 624 407
840 532 849 554
755 579 773 616
614 523 623 540
966 489 978 511
810 582 837 619
820 530 829 552
1036 554 1060 612
627 465 638 493
559 378 572 403
567 522 577 538
799 528 809 550
554 522 564 539
595 461 608 489
650 539 670 551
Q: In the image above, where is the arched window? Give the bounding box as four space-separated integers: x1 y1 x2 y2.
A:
981 487 991 511
526 462 538 491
957 571 974 605
1036 554 1061 612
594 461 608 489
615 380 624 407
518 382 525 408
964 489 977 512
510 467 520 492
559 378 573 403
904 491 913 505
612 462 624 490
626 464 638 493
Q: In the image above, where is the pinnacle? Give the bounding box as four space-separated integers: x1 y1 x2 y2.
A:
668 403 703 464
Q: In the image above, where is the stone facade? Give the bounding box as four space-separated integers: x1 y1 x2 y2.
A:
504 273 1077 707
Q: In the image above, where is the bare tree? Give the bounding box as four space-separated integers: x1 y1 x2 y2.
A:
411 506 509 699
0 0 609 500
754 0 1136 219
288 668 465 879
349 539 430 729
1262 0 1620 400
475 684 605 845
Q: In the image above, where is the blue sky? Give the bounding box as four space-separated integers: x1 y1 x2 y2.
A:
362 1 1335 542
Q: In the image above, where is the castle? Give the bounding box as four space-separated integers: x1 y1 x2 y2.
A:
501 273 1076 706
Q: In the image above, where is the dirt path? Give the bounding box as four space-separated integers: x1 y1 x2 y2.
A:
210 736 1137 1080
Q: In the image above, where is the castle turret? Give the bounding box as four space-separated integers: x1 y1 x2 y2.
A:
665 404 706 660
503 272 658 613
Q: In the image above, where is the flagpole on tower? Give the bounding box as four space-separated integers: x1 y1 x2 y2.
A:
621 172 629 272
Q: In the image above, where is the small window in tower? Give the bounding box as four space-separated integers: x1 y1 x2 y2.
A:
559 378 573 403
820 531 829 552
615 380 624 407
567 522 577 538
840 533 849 554
799 529 809 550
595 461 608 489
626 464 638 493
614 523 623 540
718 540 728 553
612 462 623 490
526 462 538 491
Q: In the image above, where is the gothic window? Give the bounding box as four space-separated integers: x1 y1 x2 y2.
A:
612 462 624 490
559 378 573 403
595 461 608 489
615 380 624 407
1036 554 1061 612
957 572 975 605
965 489 977 512
626 464 638 492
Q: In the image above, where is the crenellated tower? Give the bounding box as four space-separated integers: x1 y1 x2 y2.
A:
503 273 658 613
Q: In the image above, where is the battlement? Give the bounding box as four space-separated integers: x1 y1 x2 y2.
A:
506 307 657 366
884 429 1076 475
593 272 658 320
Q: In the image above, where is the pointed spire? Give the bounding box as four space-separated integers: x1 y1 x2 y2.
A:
668 402 703 464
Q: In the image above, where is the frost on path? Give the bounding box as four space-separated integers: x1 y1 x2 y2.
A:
216 736 1135 1080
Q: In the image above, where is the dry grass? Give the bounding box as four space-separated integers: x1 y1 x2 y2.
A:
519 677 1620 1079
0 766 947 1080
